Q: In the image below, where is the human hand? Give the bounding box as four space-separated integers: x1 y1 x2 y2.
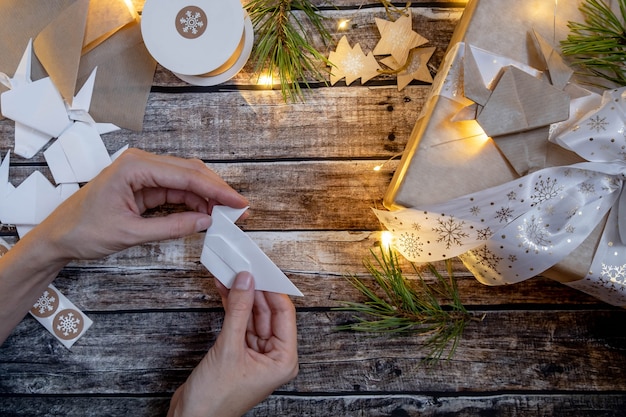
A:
168 272 299 417
31 148 248 262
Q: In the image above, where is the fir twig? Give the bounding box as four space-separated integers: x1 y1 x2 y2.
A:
245 0 333 102
560 0 626 86
335 246 478 364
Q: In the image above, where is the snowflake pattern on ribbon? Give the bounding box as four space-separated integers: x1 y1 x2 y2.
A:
377 85 626 305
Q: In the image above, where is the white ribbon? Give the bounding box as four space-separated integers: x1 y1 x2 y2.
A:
375 87 626 305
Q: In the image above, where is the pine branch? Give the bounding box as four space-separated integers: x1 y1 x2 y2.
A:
335 246 479 364
245 0 332 102
561 0 626 86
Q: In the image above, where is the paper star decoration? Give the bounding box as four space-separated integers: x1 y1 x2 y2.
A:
328 36 381 85
373 11 428 65
201 206 303 296
381 46 435 90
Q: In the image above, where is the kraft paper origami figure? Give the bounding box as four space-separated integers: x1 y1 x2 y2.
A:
201 206 303 296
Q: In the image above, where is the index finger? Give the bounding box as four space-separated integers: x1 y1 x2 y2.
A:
115 149 248 209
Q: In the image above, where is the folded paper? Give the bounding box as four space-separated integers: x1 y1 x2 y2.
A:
0 0 154 131
0 152 79 238
201 206 303 296
378 11 626 305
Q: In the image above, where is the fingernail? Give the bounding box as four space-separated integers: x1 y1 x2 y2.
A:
195 216 212 232
234 272 254 290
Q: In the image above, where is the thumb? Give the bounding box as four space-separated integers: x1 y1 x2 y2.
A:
220 272 255 347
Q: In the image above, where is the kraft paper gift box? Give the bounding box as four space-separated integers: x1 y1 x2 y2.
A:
382 0 625 304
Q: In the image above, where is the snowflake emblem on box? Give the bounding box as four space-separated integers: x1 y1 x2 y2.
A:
175 6 207 39
180 10 204 34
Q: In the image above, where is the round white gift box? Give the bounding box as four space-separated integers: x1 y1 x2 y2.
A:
141 0 254 86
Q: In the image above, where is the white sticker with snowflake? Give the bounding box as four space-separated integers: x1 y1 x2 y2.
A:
29 284 93 349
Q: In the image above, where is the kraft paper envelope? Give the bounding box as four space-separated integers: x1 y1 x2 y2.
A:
201 206 304 296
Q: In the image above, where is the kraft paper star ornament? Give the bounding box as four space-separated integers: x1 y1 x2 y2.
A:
381 46 435 90
201 206 303 296
373 11 428 65
328 36 381 85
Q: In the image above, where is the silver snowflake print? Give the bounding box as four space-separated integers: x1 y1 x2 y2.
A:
601 263 626 285
432 216 469 249
566 206 579 219
411 222 422 231
473 245 503 271
495 206 515 223
470 206 481 216
507 191 517 201
476 227 493 240
565 224 575 233
531 177 563 205
398 232 423 258
517 215 552 254
577 181 595 195
56 312 81 337
543 205 556 216
33 291 56 315
180 10 204 34
587 115 608 132
508 254 518 262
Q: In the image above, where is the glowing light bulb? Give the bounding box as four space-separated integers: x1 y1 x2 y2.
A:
257 73 274 86
338 19 350 30
381 231 393 250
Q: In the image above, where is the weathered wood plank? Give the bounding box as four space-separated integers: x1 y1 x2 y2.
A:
0 160 398 231
1 86 425 163
2 393 626 417
2 310 626 395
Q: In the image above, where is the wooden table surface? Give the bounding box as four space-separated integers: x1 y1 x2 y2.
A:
2 1 626 416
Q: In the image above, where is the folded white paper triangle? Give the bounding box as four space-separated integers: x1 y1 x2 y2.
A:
201 206 303 296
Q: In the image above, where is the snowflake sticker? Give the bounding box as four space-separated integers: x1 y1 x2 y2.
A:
53 309 85 340
175 6 207 39
31 287 60 318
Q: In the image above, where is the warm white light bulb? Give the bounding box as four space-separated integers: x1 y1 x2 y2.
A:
338 19 350 30
381 231 393 250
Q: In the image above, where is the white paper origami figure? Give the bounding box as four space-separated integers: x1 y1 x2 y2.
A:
0 152 79 237
0 39 71 158
201 206 303 296
44 68 123 184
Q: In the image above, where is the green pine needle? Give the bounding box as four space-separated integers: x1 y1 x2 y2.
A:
561 0 626 86
336 246 479 364
245 0 332 102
